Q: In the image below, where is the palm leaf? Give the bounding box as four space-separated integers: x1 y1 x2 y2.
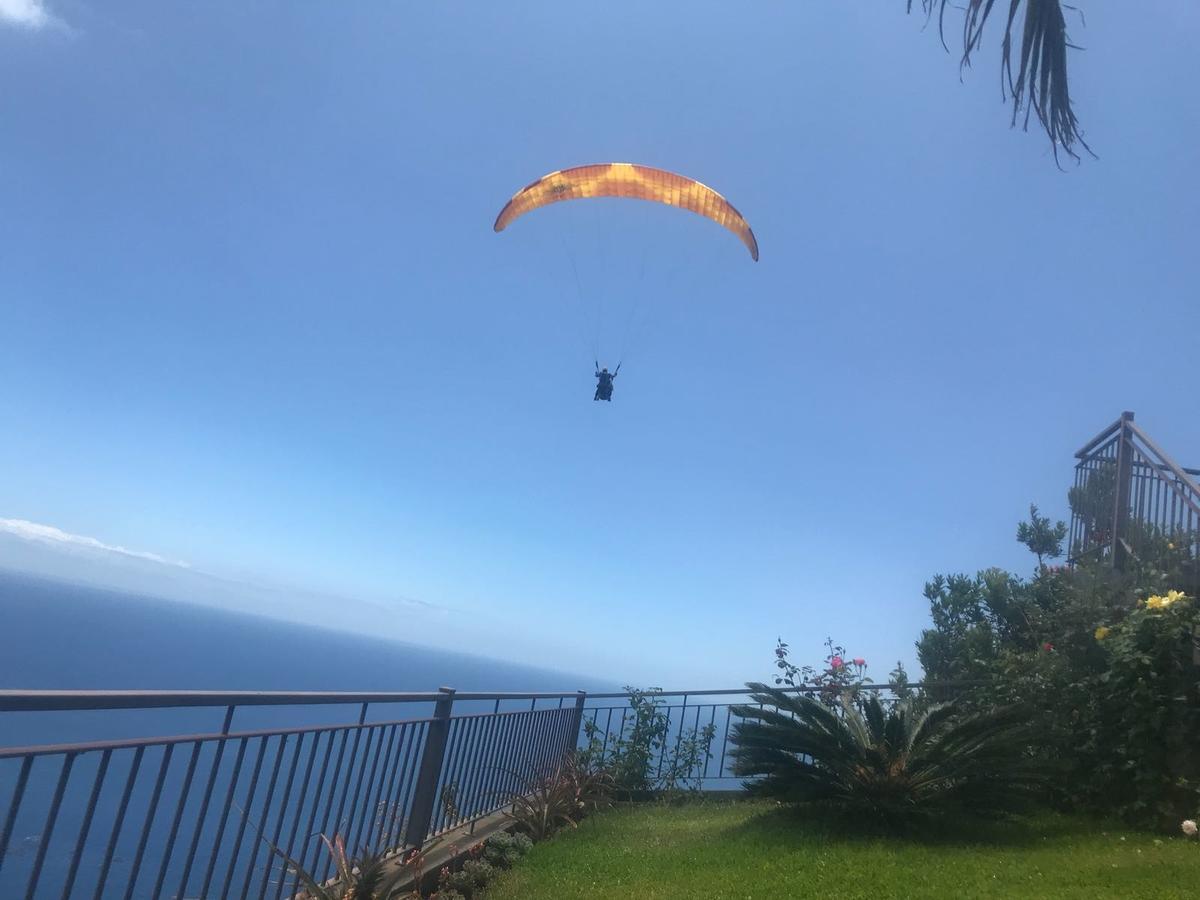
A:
913 0 1093 163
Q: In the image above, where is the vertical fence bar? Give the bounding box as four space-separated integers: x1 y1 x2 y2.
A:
569 692 587 756
403 688 455 847
290 728 344 900
273 731 323 900
93 746 144 900
357 724 396 852
199 736 247 899
176 705 235 900
1112 411 1135 570
342 723 377 850
123 744 174 900
24 751 75 900
150 739 202 900
258 731 306 900
238 734 288 900
218 736 268 900
392 722 426 846
0 755 33 875
61 749 111 900
381 725 417 851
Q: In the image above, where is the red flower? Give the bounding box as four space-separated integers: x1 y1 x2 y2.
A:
1042 642 1054 652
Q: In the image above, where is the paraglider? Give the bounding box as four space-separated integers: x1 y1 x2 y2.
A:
493 163 757 402
494 163 758 261
594 362 619 402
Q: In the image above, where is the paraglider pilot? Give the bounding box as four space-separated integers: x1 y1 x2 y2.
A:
594 362 619 402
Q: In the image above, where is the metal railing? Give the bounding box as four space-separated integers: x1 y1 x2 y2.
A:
0 682 932 898
1069 412 1200 581
0 689 585 900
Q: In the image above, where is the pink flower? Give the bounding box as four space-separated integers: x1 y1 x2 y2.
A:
1042 642 1054 652
852 657 866 667
830 656 844 669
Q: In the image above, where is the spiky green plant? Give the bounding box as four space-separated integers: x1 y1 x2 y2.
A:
730 683 1050 823
257 830 432 900
911 0 1093 163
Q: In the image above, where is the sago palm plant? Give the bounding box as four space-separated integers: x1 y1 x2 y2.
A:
730 683 1049 823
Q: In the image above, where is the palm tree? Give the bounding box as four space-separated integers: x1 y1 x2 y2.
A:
910 1 1092 163
730 683 1050 823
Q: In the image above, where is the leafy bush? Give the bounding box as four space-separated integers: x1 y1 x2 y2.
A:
460 859 495 888
730 683 1049 824
482 830 532 869
579 687 716 794
918 499 1200 827
437 868 476 899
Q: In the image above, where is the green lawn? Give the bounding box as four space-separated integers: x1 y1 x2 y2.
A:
485 801 1200 899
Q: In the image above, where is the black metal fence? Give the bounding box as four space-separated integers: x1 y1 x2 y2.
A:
1069 412 1200 582
579 684 928 788
0 689 584 900
0 684 925 899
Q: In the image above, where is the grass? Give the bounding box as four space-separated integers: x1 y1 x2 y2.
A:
485 801 1200 899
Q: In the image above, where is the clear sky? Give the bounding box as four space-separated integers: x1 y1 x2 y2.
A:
2 2 1198 687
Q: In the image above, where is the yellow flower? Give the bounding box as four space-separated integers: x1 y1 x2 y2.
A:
1145 591 1188 611
1094 626 1111 641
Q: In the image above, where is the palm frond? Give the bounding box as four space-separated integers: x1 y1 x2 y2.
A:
730 682 1050 822
916 0 1094 164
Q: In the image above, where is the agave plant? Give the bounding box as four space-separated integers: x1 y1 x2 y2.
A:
730 683 1049 823
498 753 613 841
259 830 433 900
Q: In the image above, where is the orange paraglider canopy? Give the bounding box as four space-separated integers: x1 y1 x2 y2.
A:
493 163 758 261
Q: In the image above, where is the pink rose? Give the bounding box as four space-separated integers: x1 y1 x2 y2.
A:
830 656 844 669
852 658 866 667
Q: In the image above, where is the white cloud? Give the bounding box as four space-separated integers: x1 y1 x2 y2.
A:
0 0 56 29
0 518 190 568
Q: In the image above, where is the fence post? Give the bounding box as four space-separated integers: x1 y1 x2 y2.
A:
1112 411 1136 571
403 687 455 848
568 692 587 755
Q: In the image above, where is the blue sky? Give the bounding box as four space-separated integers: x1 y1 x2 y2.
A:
2 2 1198 687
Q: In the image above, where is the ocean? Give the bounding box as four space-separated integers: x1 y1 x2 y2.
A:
0 570 615 898
0 568 609 695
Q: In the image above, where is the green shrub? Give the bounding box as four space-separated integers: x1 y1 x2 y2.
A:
482 831 528 869
438 868 476 898
915 499 1200 827
579 687 716 795
461 859 495 888
730 683 1049 824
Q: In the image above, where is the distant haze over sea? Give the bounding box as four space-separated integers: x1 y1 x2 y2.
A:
0 569 612 693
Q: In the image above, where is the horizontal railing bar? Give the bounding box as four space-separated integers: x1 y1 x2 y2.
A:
1074 415 1126 458
0 703 581 760
0 715 436 761
1126 420 1200 498
0 689 604 713
0 682 971 718
584 681 969 700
